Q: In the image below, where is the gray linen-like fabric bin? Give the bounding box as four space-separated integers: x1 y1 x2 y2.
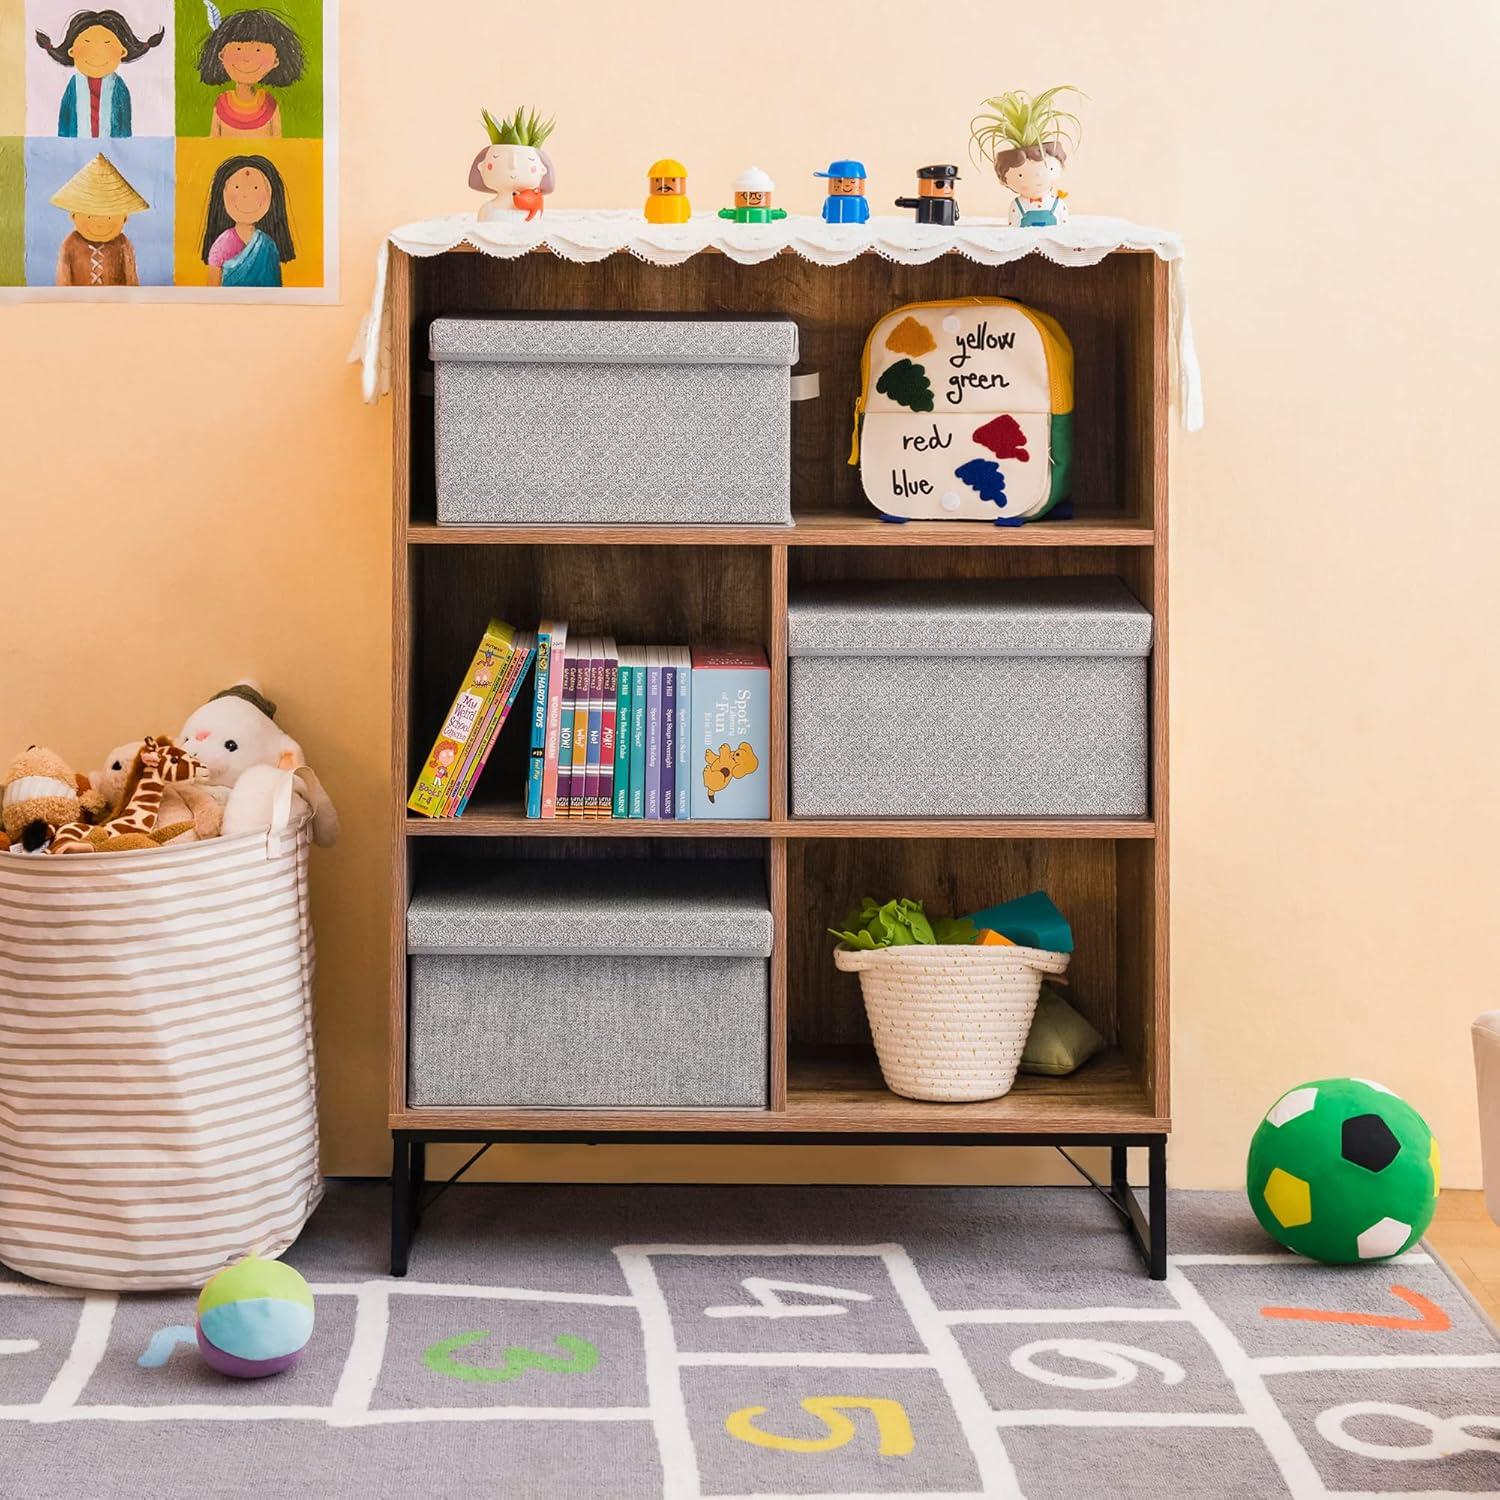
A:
788 577 1153 818
407 859 772 1108
430 317 797 526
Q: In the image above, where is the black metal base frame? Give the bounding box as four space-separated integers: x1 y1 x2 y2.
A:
390 1130 1167 1280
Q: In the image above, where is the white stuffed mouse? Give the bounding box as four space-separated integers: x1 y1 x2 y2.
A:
178 681 339 846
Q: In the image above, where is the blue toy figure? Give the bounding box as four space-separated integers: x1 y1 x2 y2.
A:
814 159 870 225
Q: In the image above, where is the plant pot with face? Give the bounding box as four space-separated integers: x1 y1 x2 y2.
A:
470 106 556 223
970 85 1084 228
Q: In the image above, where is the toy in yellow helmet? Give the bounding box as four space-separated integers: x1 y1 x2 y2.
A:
645 157 690 223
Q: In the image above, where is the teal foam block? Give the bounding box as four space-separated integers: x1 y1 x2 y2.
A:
964 891 1073 953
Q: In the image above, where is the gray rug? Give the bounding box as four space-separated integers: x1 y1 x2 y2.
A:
2 1184 1498 1498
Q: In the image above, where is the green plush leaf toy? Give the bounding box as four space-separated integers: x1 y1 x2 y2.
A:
829 897 977 950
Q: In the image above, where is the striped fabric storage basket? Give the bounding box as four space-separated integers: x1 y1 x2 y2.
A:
0 783 323 1291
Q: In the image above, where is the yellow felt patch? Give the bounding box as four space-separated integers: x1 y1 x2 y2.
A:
1264 1167 1312 1229
884 315 937 358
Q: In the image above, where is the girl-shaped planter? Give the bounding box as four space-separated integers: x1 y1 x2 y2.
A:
34 9 166 139
470 107 556 223
970 86 1083 228
200 154 295 287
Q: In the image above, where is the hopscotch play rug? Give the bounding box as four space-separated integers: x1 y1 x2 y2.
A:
2 1184 1497 1497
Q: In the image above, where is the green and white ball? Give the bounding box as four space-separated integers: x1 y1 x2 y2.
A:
1247 1078 1439 1264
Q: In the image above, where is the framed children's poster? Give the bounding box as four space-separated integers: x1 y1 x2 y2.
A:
0 1 337 300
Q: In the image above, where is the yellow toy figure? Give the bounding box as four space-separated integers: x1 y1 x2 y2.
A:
645 158 690 223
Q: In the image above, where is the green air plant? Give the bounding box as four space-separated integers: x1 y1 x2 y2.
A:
969 85 1084 171
481 106 556 148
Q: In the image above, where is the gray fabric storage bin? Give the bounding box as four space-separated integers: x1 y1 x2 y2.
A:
430 317 797 526
407 859 771 1108
788 577 1153 818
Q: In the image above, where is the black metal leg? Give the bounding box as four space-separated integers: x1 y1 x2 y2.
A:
410 1139 427 1231
1110 1144 1129 1197
1148 1134 1168 1280
390 1132 412 1278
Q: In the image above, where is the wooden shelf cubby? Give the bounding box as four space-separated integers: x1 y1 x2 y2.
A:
388 241 1170 1202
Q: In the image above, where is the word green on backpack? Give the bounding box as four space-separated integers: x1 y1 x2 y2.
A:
849 297 1074 526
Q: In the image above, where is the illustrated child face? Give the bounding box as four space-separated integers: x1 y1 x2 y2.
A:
222 165 273 224
480 144 545 191
71 211 127 244
435 742 459 768
1002 154 1062 198
219 38 279 85
651 175 683 195
69 24 127 77
735 190 770 208
918 177 955 199
828 177 863 196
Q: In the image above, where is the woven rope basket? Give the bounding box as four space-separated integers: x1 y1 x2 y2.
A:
835 942 1072 1102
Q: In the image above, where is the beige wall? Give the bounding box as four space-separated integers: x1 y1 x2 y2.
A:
4 1 1496 1190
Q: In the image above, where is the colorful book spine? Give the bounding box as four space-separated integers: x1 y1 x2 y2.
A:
456 635 535 816
598 639 618 821
690 644 771 820
407 618 516 817
539 623 569 819
568 636 592 818
674 647 692 819
525 622 558 819
444 631 533 816
629 654 647 818
556 649 577 818
661 655 677 820
644 647 663 820
612 648 634 819
583 644 605 817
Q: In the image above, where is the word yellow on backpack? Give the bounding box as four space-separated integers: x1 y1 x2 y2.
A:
850 297 1074 524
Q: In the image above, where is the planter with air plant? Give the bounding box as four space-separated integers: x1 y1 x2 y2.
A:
970 86 1083 228
469 106 557 223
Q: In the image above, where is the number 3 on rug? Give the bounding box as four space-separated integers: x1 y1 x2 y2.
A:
725 1397 915 1456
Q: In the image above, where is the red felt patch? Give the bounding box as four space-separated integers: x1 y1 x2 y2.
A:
972 414 1030 462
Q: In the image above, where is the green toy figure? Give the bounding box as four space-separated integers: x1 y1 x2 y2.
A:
718 167 786 224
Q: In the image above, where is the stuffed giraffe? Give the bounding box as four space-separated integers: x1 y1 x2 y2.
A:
50 737 201 854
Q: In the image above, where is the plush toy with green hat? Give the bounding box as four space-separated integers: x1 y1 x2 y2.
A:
178 680 338 845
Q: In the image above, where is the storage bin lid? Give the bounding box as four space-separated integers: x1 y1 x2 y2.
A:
429 316 798 367
407 858 773 958
788 576 1152 658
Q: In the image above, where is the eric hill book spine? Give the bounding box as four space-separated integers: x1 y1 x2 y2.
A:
644 647 663 820
674 647 692 818
612 648 634 819
598 639 618 821
661 652 677 821
407 618 516 818
690 645 770 820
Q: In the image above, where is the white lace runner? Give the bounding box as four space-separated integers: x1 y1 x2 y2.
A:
353 210 1202 428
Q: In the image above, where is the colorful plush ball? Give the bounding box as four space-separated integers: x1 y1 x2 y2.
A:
196 1257 314 1378
1247 1078 1439 1264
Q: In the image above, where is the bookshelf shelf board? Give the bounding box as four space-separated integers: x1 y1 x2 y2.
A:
386 1050 1161 1136
403 806 1155 840
404 513 1153 549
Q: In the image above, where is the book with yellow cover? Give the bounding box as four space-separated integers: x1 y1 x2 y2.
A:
407 618 517 817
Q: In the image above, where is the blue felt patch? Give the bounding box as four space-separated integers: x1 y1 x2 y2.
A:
954 458 1008 507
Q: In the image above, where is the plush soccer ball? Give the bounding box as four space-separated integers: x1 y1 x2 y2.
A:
1247 1078 1439 1263
196 1257 314 1378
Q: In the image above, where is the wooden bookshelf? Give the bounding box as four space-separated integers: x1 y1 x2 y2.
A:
388 239 1172 1272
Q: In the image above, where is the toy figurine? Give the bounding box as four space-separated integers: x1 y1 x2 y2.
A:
470 106 555 223
895 164 959 226
970 86 1083 227
717 167 786 224
814 158 869 225
645 158 690 223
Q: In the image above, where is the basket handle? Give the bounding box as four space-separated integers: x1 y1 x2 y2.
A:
832 945 877 974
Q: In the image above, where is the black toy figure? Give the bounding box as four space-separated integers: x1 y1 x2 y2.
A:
895 164 959 226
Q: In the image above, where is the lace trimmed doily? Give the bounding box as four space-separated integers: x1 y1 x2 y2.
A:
354 210 1202 428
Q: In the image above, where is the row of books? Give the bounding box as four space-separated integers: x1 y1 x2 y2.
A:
408 618 770 821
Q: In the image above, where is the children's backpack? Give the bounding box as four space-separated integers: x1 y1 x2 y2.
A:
849 297 1074 524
